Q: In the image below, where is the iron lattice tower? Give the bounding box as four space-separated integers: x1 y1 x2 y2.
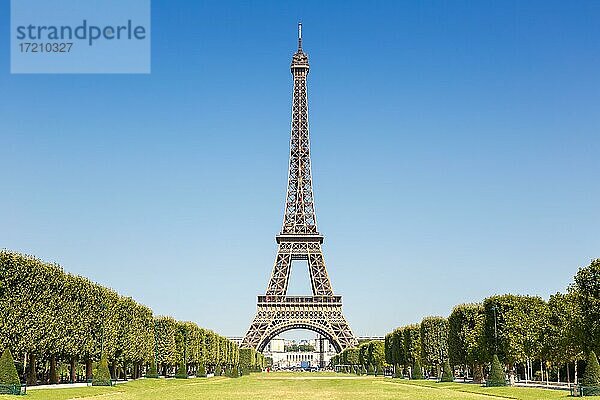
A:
241 24 357 352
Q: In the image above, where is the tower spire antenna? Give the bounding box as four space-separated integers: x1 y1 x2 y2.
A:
298 22 302 50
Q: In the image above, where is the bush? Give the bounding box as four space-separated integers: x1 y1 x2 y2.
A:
92 355 112 386
412 360 424 380
197 363 206 378
394 363 402 378
175 359 188 379
215 364 222 376
232 365 239 378
441 359 454 382
487 354 506 386
145 361 158 378
0 349 20 385
583 351 600 386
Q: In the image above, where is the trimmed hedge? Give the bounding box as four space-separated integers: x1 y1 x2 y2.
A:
412 359 424 380
487 354 506 386
0 349 20 385
92 355 112 386
145 360 159 378
175 358 188 379
583 351 600 386
441 359 454 382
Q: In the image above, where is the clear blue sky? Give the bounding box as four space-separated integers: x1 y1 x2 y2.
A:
1 1 599 338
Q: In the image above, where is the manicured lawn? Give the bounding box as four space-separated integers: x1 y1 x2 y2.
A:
5 373 570 400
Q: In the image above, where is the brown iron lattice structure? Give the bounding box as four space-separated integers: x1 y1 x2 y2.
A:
241 24 357 353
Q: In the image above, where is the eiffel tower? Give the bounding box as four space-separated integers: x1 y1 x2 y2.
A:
241 24 357 353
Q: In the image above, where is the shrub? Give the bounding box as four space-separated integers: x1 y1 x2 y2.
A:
412 359 424 380
0 349 20 385
583 351 600 386
367 364 374 375
488 354 506 386
232 365 239 378
394 363 402 378
145 361 158 378
197 363 206 378
215 364 222 376
175 359 188 379
441 359 454 382
92 355 112 386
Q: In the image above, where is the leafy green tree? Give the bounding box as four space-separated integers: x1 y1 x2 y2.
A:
448 304 485 381
0 251 239 384
420 316 449 376
441 359 454 382
346 348 359 366
392 328 407 368
545 292 584 380
573 259 600 355
403 324 421 367
394 363 402 378
482 295 549 382
358 342 370 366
385 333 393 365
367 364 374 375
0 349 20 385
583 351 600 386
368 341 385 367
488 354 506 386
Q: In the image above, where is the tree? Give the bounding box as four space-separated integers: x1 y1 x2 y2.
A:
403 324 421 367
392 328 407 368
441 359 454 382
583 351 600 386
573 259 600 355
0 349 20 385
412 359 424 380
368 341 385 367
420 316 449 376
482 295 549 383
448 303 485 381
546 292 584 382
384 333 393 365
367 364 374 375
488 355 506 386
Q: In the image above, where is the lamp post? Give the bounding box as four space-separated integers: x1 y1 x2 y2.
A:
492 305 498 354
100 302 106 357
153 320 158 376
183 330 188 377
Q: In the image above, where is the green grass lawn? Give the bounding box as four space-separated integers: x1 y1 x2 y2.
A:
5 373 571 400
